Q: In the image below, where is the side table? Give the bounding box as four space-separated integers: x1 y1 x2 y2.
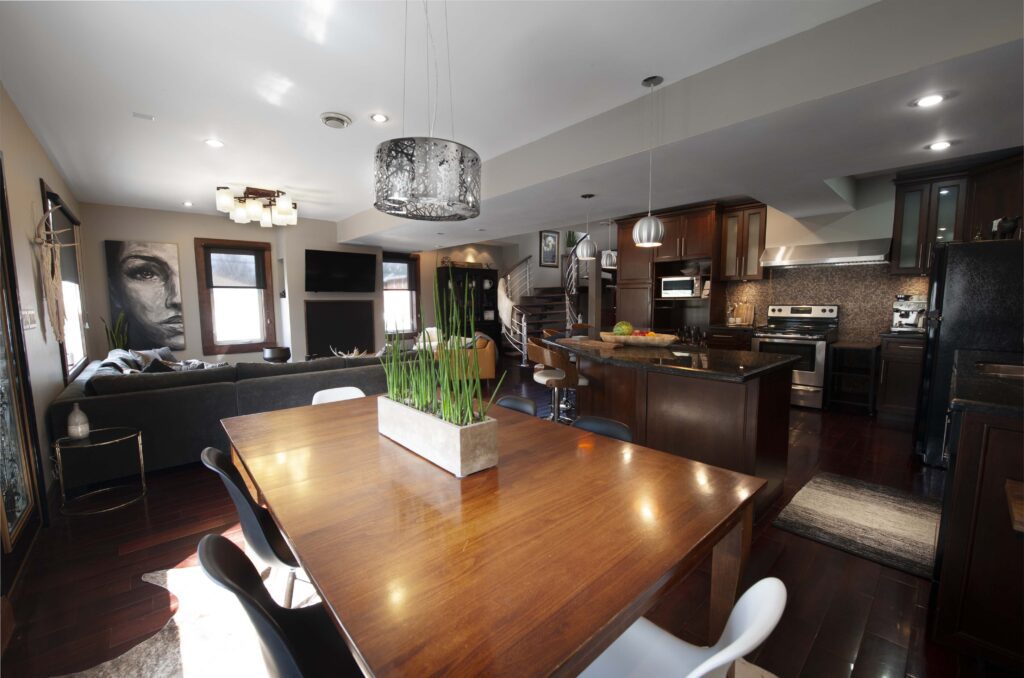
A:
53 427 146 515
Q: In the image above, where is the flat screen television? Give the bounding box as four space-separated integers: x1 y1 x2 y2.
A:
305 249 377 292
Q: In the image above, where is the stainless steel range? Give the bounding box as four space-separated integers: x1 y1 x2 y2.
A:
751 305 839 409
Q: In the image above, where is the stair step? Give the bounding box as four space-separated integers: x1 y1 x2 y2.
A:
525 318 567 327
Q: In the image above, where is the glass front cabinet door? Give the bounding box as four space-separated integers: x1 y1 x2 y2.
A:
720 205 766 281
891 176 968 275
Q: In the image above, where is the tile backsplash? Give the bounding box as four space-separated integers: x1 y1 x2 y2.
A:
725 264 929 341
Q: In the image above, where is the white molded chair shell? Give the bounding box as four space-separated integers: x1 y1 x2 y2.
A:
580 577 787 678
312 386 366 405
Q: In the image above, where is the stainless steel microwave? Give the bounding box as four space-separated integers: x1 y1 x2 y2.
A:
660 276 701 298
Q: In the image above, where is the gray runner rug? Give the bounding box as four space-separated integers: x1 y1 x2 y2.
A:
773 473 941 578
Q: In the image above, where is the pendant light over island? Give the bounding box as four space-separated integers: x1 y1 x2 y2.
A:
633 75 664 248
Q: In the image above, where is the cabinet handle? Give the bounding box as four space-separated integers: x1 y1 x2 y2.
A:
940 410 953 464
897 344 924 350
711 334 733 339
880 361 886 385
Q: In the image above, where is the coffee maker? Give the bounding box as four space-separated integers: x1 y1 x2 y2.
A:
890 294 927 333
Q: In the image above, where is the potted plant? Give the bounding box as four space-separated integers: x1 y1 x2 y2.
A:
377 274 505 477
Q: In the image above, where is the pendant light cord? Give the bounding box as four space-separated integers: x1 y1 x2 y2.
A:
647 82 655 216
423 0 440 138
444 0 455 140
401 0 408 138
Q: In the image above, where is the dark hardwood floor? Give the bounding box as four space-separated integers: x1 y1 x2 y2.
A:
1 357 1015 677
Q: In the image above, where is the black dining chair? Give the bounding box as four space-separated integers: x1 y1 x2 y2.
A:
496 395 537 417
197 535 361 678
201 447 300 607
571 416 633 443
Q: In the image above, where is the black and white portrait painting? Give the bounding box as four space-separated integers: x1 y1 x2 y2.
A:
105 240 185 350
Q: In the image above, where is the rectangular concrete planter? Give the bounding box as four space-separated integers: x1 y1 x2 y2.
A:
377 396 498 477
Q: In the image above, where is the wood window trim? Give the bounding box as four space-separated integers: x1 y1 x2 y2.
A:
194 237 276 356
39 179 86 384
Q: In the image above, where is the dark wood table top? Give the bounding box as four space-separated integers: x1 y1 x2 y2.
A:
222 396 765 676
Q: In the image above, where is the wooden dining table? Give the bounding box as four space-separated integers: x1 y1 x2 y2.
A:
221 396 765 677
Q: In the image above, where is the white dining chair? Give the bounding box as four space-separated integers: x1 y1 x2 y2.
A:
580 577 787 678
311 386 366 405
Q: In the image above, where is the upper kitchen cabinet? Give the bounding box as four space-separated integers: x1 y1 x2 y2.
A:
967 155 1023 241
617 219 653 283
719 205 766 281
891 175 968 275
681 206 716 259
652 214 683 262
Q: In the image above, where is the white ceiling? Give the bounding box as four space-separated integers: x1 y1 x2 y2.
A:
0 0 880 223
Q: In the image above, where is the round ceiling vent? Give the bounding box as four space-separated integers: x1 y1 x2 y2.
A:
320 112 353 129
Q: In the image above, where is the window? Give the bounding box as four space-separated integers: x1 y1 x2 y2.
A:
41 182 87 383
382 254 418 335
195 238 276 355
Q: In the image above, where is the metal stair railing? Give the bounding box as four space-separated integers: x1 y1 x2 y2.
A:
501 255 532 366
562 234 591 333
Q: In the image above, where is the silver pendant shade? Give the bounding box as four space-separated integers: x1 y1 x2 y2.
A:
577 235 597 260
576 193 597 260
373 137 481 221
601 219 617 269
633 214 664 248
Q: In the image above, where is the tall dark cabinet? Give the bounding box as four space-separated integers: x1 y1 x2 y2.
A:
435 266 500 340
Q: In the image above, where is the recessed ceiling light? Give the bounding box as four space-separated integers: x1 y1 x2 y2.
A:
321 112 353 129
914 94 944 108
370 113 389 123
476 228 486 232
928 140 952 151
204 138 225 148
132 112 156 121
436 232 445 235
183 201 193 207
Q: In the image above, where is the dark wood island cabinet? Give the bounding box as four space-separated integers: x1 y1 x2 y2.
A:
553 336 796 514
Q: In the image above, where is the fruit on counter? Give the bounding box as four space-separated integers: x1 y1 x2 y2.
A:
613 321 634 336
646 331 656 336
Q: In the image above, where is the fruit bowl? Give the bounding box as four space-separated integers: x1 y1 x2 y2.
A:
599 332 677 347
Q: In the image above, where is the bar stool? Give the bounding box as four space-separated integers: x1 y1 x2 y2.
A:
547 340 589 420
526 338 573 421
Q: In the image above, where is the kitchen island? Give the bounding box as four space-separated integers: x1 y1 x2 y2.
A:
552 336 798 512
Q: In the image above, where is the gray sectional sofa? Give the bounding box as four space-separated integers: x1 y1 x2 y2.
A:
48 355 388 486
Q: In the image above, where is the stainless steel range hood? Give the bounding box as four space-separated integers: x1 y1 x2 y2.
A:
760 238 891 268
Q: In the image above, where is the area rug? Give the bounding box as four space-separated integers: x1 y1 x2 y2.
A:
58 566 318 678
773 473 941 578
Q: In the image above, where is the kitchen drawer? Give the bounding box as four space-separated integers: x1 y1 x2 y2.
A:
707 329 753 351
881 336 926 360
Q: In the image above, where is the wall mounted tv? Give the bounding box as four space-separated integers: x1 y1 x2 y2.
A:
305 249 377 292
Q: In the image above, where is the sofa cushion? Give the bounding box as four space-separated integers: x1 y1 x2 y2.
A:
235 356 348 380
88 364 237 395
344 356 383 369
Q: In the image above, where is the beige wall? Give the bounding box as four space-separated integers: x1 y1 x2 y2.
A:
78 203 384 364
1 82 82 491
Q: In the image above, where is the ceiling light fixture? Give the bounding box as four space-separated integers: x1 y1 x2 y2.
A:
928 140 952 151
183 201 193 207
601 219 617 269
216 186 297 226
373 0 481 221
634 76 665 248
204 138 225 148
370 113 390 123
577 194 597 261
321 112 353 129
913 94 944 108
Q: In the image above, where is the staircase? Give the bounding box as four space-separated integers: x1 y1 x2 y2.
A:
518 287 569 337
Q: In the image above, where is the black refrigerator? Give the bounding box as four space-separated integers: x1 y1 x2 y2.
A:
914 240 1024 466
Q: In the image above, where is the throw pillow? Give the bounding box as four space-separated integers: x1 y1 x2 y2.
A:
142 359 176 374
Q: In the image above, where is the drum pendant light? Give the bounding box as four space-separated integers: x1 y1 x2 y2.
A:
576 193 597 260
633 75 664 248
373 0 481 221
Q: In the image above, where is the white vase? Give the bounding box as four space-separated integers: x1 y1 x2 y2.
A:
67 403 90 439
377 396 498 477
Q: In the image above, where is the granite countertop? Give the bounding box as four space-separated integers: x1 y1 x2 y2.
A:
949 350 1024 417
551 336 799 383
